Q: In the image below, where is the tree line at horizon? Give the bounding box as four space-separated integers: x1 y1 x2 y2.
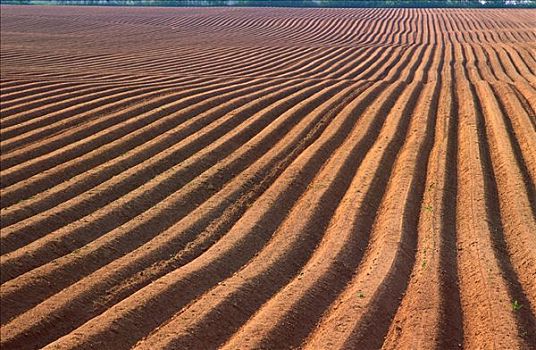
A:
2 0 535 7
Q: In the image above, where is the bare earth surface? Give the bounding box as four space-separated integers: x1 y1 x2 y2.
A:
1 5 535 349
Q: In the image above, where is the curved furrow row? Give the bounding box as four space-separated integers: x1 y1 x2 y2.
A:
302 79 429 350
0 79 310 229
1 6 535 350
0 76 210 155
0 78 286 246
382 43 463 350
2 46 266 78
0 84 131 124
0 81 92 109
453 57 532 349
0 77 198 146
0 79 323 273
185 47 324 79
0 77 255 192
35 81 389 350
114 46 297 78
153 81 423 350
0 48 239 85
476 82 536 313
1 79 371 349
0 79 333 325
500 45 536 83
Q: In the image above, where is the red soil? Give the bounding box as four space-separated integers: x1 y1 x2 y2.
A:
1 5 535 349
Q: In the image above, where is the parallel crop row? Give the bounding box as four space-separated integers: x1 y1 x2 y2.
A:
1 5 535 350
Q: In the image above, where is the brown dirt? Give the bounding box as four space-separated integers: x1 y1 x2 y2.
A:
1 5 535 350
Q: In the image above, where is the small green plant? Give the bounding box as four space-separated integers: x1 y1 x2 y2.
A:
420 247 428 269
512 300 522 311
423 205 433 212
358 291 365 299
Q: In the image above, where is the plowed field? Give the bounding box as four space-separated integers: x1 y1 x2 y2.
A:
1 5 535 349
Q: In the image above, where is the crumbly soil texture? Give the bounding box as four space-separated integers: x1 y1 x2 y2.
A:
1 5 535 350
